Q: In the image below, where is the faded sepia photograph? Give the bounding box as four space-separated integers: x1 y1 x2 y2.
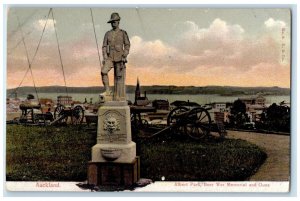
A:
5 7 291 192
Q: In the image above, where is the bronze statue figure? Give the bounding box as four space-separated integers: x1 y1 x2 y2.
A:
102 13 130 101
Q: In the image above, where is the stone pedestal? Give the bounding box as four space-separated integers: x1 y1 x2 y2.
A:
88 101 139 187
91 101 136 163
88 157 140 187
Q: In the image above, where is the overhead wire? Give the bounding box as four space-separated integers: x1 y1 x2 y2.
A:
9 8 52 99
8 9 40 39
10 68 30 97
90 8 103 69
16 14 40 102
11 8 96 101
8 10 52 55
7 30 34 56
51 8 69 97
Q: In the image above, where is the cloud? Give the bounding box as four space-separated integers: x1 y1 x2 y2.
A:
264 18 286 29
175 19 244 56
129 36 178 69
129 18 286 74
263 18 289 45
33 19 56 31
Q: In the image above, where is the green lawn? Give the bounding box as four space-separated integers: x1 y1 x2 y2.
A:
6 124 267 181
6 125 96 181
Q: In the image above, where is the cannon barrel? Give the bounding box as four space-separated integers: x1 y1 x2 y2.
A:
19 103 41 110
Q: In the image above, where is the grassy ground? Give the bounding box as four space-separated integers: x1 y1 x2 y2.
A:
6 124 267 181
6 125 96 181
135 133 267 181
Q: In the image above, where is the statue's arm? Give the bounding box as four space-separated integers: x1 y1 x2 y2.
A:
123 31 130 57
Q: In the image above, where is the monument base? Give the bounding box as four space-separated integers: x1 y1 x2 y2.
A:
87 157 140 188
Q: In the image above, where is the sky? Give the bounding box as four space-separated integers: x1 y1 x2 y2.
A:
6 7 291 89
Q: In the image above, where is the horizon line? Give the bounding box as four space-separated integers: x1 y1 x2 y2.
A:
6 85 291 90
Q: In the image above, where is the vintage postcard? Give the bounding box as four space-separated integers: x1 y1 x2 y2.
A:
5 6 291 193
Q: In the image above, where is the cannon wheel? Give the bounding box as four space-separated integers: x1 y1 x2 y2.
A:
71 105 84 125
167 106 189 135
141 119 149 128
54 104 67 124
33 113 39 124
185 107 211 140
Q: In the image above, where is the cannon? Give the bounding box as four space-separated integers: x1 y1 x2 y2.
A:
148 106 226 140
18 101 84 126
50 104 85 125
19 103 54 125
167 106 212 139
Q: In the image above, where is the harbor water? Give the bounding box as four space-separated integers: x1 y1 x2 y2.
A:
26 93 290 105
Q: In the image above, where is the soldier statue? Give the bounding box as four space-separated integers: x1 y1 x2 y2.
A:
102 12 130 101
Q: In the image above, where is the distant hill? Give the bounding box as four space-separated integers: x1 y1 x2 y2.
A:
6 85 290 98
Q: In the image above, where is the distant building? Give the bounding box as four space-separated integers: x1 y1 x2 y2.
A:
170 100 200 109
135 77 141 104
239 95 266 106
256 95 266 106
134 78 151 106
246 104 266 122
210 102 232 112
209 102 232 123
152 99 169 111
57 96 72 105
238 95 267 123
6 97 22 113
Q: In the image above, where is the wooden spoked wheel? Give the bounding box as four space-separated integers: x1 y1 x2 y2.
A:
185 107 211 140
167 106 189 135
71 105 84 125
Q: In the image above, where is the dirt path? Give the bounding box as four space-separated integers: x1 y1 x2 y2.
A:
227 130 290 181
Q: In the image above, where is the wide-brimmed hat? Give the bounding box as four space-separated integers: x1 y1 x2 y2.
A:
107 13 121 23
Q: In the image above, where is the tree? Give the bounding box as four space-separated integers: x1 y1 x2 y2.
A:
26 94 35 100
263 103 290 132
228 99 250 128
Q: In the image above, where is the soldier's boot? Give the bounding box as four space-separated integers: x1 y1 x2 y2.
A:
101 73 112 95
